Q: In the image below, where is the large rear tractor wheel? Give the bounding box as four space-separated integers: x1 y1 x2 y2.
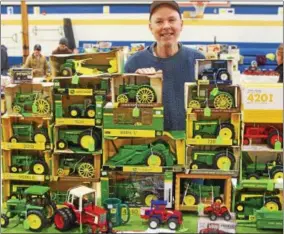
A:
217 123 235 140
136 86 156 104
30 160 49 175
264 198 281 211
27 210 46 232
213 151 235 170
145 151 165 167
54 209 72 231
267 130 283 149
183 192 199 206
77 162 95 178
34 98 50 115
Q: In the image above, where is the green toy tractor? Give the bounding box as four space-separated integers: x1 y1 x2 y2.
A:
57 155 95 178
56 127 101 151
105 140 176 167
10 123 49 144
182 182 221 206
190 149 235 170
1 185 56 232
12 92 50 115
10 154 49 175
242 153 283 181
117 82 157 104
193 120 235 140
188 86 234 110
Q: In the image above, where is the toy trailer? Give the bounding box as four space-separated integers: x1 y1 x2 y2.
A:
255 210 283 230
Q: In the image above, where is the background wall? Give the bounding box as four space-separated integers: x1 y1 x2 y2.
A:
1 1 283 71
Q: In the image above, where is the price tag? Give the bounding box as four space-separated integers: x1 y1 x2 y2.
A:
204 107 211 117
71 73 79 85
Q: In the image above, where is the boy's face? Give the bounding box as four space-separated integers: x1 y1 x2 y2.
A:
59 44 67 51
149 5 183 47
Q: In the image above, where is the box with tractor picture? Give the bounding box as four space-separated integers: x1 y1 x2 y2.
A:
185 82 241 112
54 126 102 154
186 112 241 146
2 150 51 182
240 151 283 182
195 59 235 85
174 174 232 212
186 146 240 177
1 115 53 150
4 80 53 117
198 218 236 234
102 131 185 171
49 47 124 77
100 171 174 208
235 181 283 220
52 152 101 182
242 122 283 151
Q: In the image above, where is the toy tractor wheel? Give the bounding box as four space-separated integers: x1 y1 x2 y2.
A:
213 151 235 170
78 132 96 151
213 93 233 109
243 137 250 145
12 105 22 114
69 106 81 118
85 106 96 118
9 193 19 200
235 203 244 212
214 196 223 203
57 168 65 176
209 212 217 221
57 140 67 150
271 167 283 181
168 218 179 230
267 130 283 149
27 210 46 232
223 212 231 221
61 67 72 77
188 100 201 109
183 192 199 206
218 71 230 81
61 208 76 226
1 214 9 228
9 136 19 143
217 123 235 140
117 94 129 104
201 75 208 80
136 86 156 104
145 151 165 167
149 217 160 229
33 131 48 144
264 199 281 211
44 201 57 221
143 193 158 207
30 160 49 175
10 165 18 173
78 162 95 178
190 162 199 170
247 173 260 180
54 209 71 231
34 98 50 115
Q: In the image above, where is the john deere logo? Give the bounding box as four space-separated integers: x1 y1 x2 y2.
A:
69 90 75 94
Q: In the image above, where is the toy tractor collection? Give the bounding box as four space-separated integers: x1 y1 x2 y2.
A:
10 154 49 175
12 91 51 115
203 201 231 221
190 149 235 171
10 123 49 144
57 155 95 178
140 200 183 230
192 120 235 141
54 185 112 233
243 125 283 149
188 86 234 110
198 60 231 84
105 140 176 167
56 127 101 151
242 153 283 180
182 182 221 206
1 185 56 232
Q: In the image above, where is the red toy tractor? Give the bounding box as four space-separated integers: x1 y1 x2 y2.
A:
203 201 231 221
54 186 113 234
140 200 183 230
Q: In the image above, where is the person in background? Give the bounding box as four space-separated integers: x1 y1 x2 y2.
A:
1 45 9 75
275 43 283 83
124 0 205 131
23 44 48 77
52 37 73 55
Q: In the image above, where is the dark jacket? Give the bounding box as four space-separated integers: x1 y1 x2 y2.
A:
1 45 9 74
52 46 73 55
275 63 283 83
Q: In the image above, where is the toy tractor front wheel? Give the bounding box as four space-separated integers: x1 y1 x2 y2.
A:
188 100 201 108
57 140 67 150
77 162 95 178
85 106 96 118
149 217 160 229
217 123 235 140
145 151 165 167
69 106 81 118
264 198 281 211
9 136 19 143
1 214 9 228
136 86 156 104
27 210 46 232
61 67 73 77
213 93 233 109
10 165 18 173
267 130 283 149
247 173 260 180
235 203 244 212
168 218 179 230
190 162 200 170
117 94 129 104
12 105 22 114
223 212 231 221
34 98 50 115
213 151 235 170
209 212 217 221
30 160 49 175
183 192 199 206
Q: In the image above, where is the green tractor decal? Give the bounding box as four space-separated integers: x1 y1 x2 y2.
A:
1 185 56 232
105 140 176 167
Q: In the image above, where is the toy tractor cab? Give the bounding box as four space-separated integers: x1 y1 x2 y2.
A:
140 200 183 230
1 185 56 232
54 185 112 233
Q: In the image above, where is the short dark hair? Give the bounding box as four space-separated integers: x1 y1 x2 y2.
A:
149 1 181 19
59 37 68 46
34 44 41 51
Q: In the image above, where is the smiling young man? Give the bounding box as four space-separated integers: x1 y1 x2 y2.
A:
125 0 205 131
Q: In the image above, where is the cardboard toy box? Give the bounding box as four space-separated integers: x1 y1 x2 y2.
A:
198 216 236 233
